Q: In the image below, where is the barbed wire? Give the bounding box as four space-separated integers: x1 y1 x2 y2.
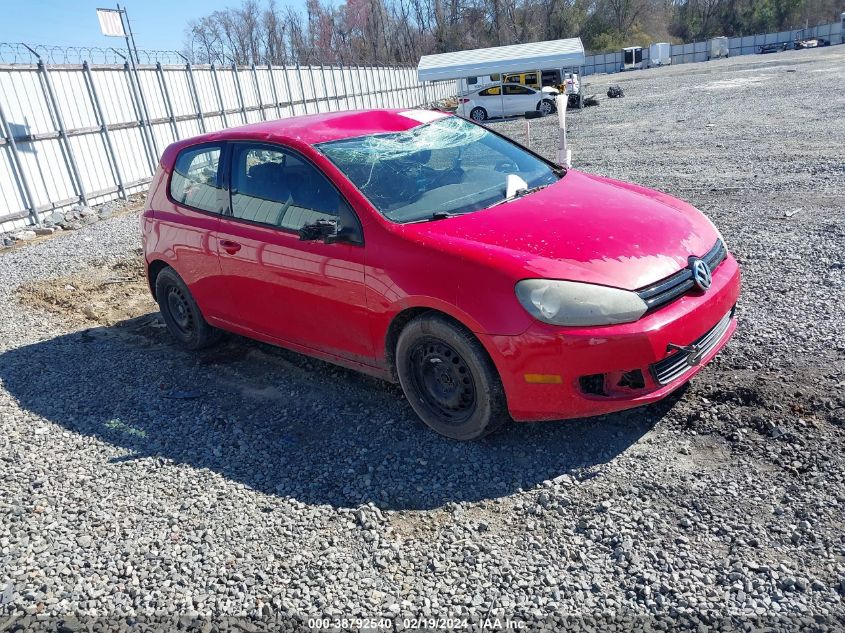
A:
0 43 187 65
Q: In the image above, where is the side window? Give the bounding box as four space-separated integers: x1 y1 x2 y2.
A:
479 86 500 96
505 85 533 95
489 73 500 81
524 73 538 85
230 144 346 231
170 145 223 213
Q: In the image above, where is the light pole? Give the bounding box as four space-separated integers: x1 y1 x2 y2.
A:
96 5 158 165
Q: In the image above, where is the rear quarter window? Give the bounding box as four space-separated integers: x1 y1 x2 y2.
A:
169 145 223 213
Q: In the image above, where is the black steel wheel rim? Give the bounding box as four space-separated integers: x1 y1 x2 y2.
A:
165 285 194 335
407 338 477 425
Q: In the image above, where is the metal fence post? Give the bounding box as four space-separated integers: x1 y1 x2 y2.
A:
251 63 267 121
318 63 331 111
232 63 248 124
0 100 39 224
282 64 296 117
83 61 127 200
400 65 408 107
295 63 308 115
398 65 408 107
385 65 396 107
307 64 320 113
185 62 206 133
374 65 385 107
364 66 378 108
381 65 392 107
37 60 89 206
120 60 157 173
355 65 367 108
338 63 350 110
372 66 381 107
211 64 229 128
267 63 282 119
387 65 399 108
327 64 341 111
155 62 179 141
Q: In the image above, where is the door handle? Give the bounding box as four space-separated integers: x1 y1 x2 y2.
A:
219 239 241 254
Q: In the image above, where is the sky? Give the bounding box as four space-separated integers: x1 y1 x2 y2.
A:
0 0 304 52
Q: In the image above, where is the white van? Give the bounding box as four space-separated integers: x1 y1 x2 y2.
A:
457 74 502 94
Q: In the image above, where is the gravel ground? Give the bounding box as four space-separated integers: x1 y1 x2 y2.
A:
1 46 844 631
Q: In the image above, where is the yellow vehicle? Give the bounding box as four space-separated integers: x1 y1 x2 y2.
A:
502 71 542 89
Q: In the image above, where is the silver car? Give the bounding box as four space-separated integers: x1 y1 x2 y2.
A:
458 83 558 121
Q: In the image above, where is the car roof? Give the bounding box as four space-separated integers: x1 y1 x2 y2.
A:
163 109 448 158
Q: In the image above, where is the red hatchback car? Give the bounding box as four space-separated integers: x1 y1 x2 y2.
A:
141 109 740 440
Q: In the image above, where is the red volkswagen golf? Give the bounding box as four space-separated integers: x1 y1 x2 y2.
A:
141 109 740 440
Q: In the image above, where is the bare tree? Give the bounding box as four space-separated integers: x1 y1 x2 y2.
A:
183 0 843 62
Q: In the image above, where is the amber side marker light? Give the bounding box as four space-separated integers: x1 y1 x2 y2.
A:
524 374 563 384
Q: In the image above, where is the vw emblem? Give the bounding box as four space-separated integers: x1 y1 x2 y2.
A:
690 258 712 291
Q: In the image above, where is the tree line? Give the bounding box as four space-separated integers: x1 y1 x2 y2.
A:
183 0 842 65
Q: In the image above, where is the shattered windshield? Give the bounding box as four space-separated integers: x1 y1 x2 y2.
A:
316 116 560 223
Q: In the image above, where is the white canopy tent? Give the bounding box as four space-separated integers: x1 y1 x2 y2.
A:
416 38 585 82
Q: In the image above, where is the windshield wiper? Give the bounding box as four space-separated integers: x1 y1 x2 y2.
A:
405 211 462 223
489 184 550 208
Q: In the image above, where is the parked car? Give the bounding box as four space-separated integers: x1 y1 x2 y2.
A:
458 82 557 121
793 38 829 49
758 42 789 54
142 109 741 440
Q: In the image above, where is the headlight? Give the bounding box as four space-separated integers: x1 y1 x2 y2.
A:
515 279 647 326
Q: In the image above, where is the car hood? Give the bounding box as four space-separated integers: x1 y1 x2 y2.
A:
402 169 719 291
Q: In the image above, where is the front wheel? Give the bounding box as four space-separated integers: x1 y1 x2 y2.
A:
155 267 222 350
396 314 509 440
538 99 555 115
469 107 487 122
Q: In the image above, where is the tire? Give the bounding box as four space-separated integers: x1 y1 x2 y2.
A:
155 266 222 350
469 107 487 122
396 314 509 440
538 99 555 115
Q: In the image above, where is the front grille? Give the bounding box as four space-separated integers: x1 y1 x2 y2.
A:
637 239 727 312
650 308 734 385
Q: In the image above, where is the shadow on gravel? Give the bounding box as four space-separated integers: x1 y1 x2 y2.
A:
0 316 682 510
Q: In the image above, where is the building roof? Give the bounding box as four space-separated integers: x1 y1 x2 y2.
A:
417 38 586 82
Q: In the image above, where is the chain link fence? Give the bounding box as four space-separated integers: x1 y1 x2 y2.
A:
0 46 454 232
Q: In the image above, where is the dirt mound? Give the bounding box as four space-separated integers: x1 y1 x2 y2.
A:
17 251 156 327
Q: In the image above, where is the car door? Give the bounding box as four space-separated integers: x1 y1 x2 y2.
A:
161 142 231 320
214 142 373 364
503 85 537 116
478 86 503 117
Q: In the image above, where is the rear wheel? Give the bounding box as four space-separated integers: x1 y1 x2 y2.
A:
396 314 509 440
469 107 487 122
155 267 222 350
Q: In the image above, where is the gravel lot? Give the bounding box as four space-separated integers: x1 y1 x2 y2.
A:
1 46 844 631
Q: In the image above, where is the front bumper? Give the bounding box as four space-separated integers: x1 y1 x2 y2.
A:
482 254 741 421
